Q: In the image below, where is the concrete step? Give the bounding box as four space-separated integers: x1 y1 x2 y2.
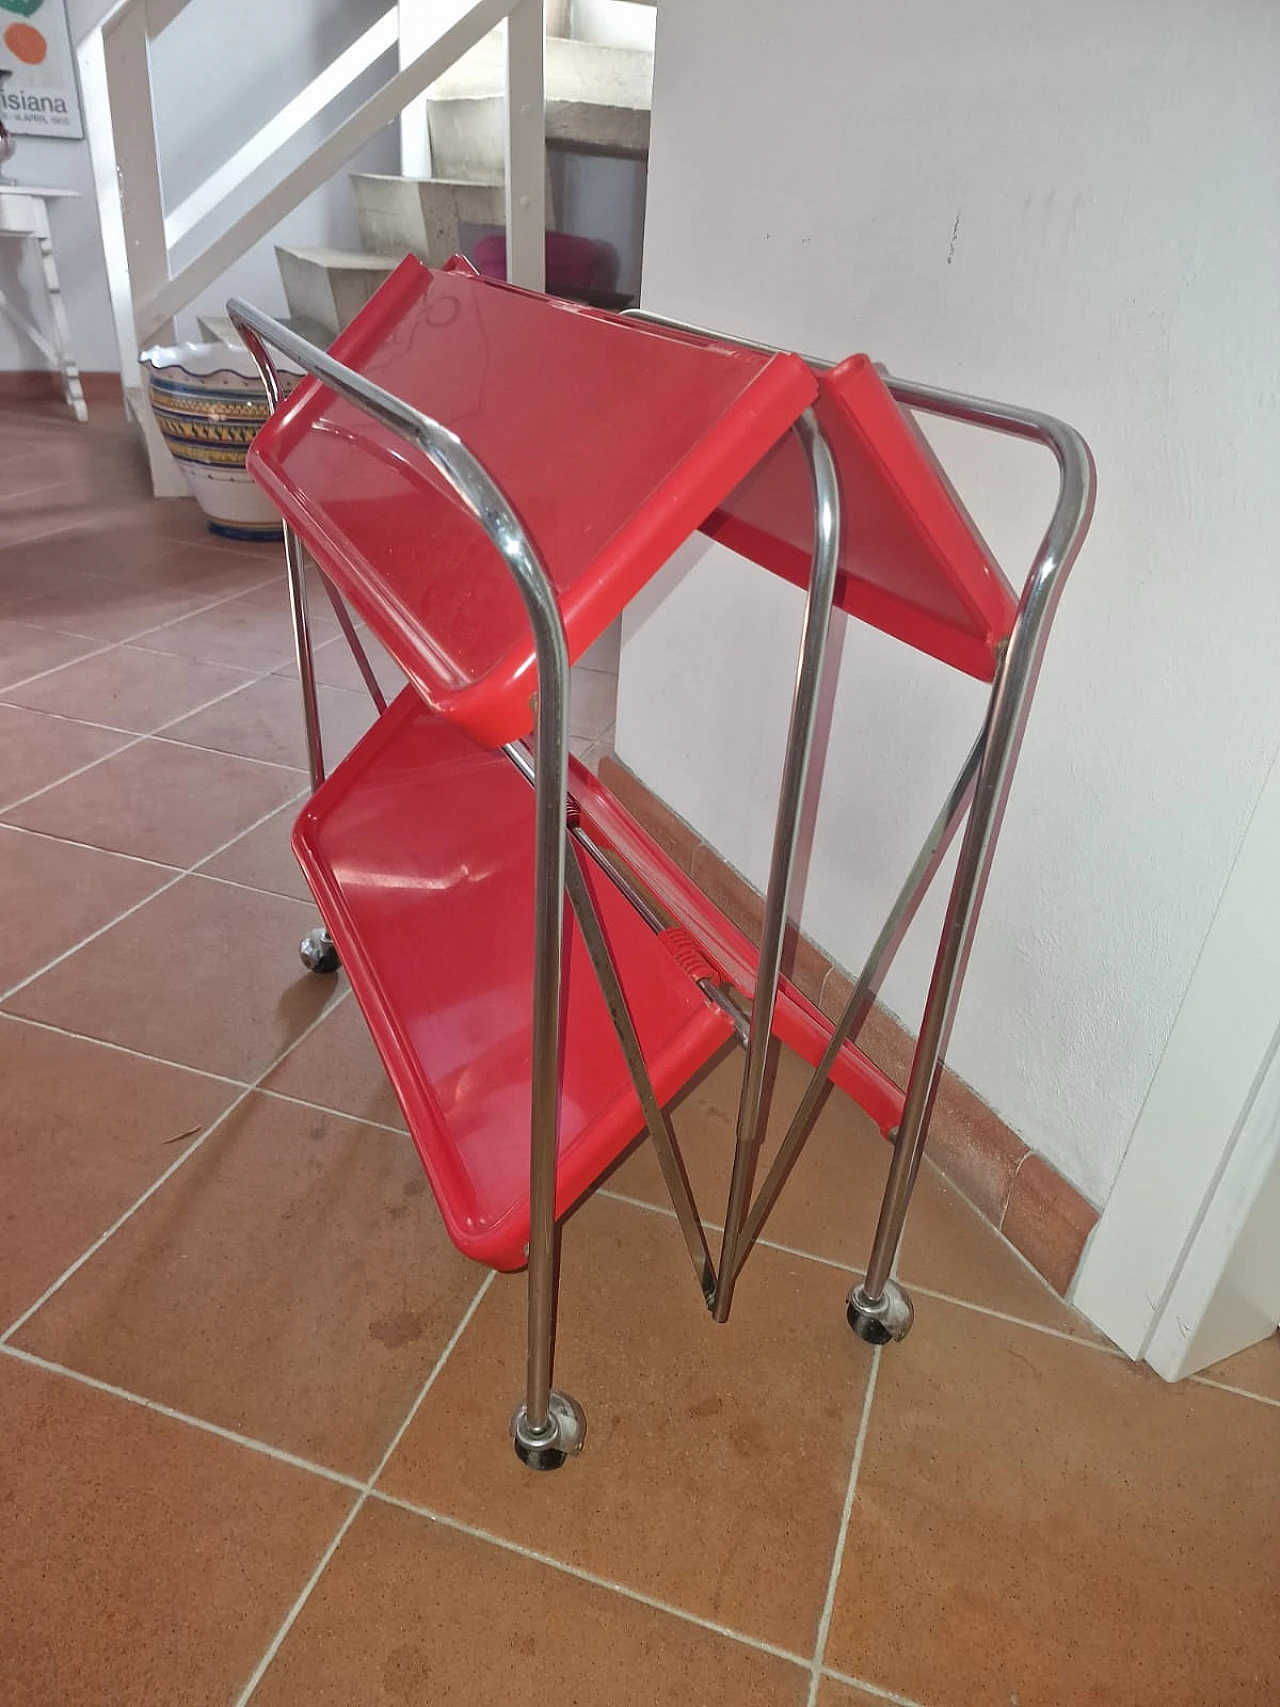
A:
196 313 243 345
272 244 636 342
350 173 557 267
195 311 335 351
567 0 656 51
426 35 651 180
273 248 401 340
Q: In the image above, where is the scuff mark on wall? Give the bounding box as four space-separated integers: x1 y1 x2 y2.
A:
947 210 961 265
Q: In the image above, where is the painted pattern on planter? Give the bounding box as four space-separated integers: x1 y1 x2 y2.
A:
141 341 299 541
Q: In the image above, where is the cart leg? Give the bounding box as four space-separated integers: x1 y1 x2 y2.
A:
564 841 717 1303
713 411 841 1322
728 735 983 1284
282 524 326 793
280 522 338 978
232 321 336 981
502 738 718 1304
510 655 584 1470
848 575 1062 1344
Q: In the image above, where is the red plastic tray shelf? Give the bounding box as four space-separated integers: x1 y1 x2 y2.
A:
567 761 906 1137
703 354 1017 680
293 688 734 1269
249 256 818 750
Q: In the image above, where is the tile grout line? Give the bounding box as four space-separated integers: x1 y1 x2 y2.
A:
101 549 285 584
901 1286 1121 1357
233 1270 497 1707
0 988 349 1345
129 622 340 673
0 662 288 818
367 1486 817 1673
0 793 309 881
806 1345 883 1707
0 519 87 552
1190 1374 1280 1410
0 1277 915 1696
37 561 286 633
363 1272 497 1492
599 1184 725 1234
0 1008 250 1088
0 635 118 696
149 733 318 773
1 825 182 877
153 532 284 563
179 869 314 902
820 1664 930 1707
1 764 319 1006
0 651 263 732
4 998 422 1150
36 542 282 585
0 1344 366 1493
0 694 247 740
256 1085 408 1137
0 477 70 503
1 1315 917 1700
0 562 285 697
595 1188 1122 1358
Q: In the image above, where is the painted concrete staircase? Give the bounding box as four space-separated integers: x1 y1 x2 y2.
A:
271 11 653 343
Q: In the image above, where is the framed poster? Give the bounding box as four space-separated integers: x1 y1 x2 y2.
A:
0 0 83 140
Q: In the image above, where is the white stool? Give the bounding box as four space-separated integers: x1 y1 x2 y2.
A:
0 185 87 423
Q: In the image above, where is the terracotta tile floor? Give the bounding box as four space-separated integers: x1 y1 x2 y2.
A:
1 400 1278 1706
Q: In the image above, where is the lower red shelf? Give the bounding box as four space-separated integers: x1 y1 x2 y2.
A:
292 690 733 1269
567 766 906 1136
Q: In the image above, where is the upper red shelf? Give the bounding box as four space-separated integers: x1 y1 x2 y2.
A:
700 355 1017 680
248 257 817 747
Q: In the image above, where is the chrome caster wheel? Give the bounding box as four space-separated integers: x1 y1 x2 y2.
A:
511 1391 587 1472
846 1278 914 1346
299 925 340 975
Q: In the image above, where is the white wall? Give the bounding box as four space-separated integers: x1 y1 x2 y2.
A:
1074 743 1280 1361
620 0 1280 1204
0 0 396 371
569 0 654 52
0 0 118 370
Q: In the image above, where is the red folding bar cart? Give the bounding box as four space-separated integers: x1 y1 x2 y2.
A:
227 256 1094 1471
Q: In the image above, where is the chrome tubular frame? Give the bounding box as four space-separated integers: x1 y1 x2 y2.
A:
502 741 718 1303
227 299 584 1470
229 315 326 793
625 305 1095 1333
729 731 984 1283
712 409 842 1322
317 569 388 715
510 405 847 1320
852 380 1095 1312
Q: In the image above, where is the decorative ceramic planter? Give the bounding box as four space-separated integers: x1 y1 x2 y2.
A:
141 340 298 542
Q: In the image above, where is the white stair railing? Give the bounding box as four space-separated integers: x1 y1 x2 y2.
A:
76 0 546 496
